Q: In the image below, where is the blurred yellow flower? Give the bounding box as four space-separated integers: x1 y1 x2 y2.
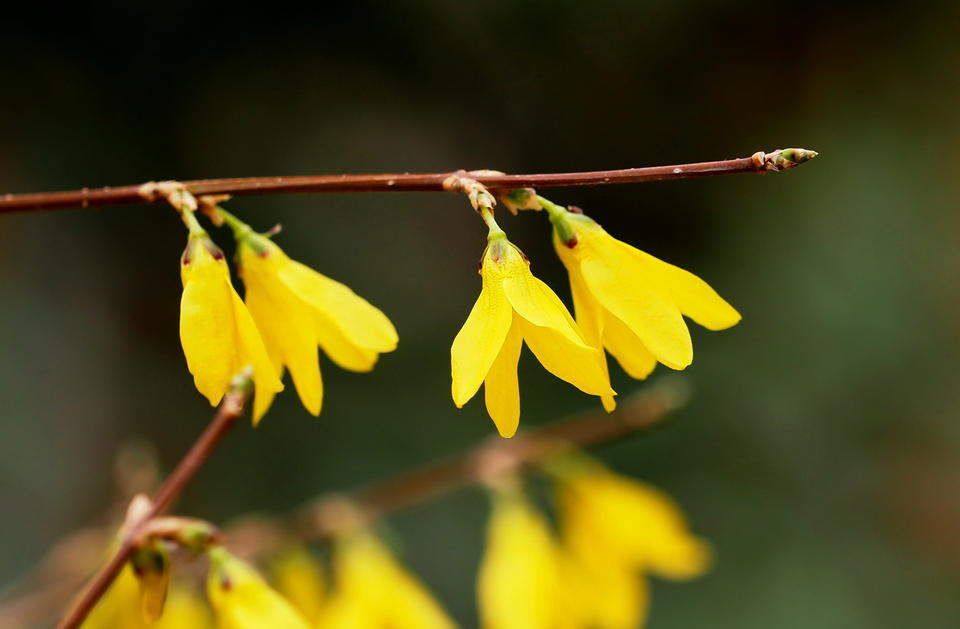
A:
131 542 170 624
559 552 647 629
544 198 739 408
556 458 712 581
206 547 311 629
318 530 455 629
154 584 213 629
477 486 566 629
452 220 615 438
179 231 283 424
229 217 398 417
84 565 143 628
269 546 326 623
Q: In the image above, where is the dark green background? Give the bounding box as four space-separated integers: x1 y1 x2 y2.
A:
2 2 959 626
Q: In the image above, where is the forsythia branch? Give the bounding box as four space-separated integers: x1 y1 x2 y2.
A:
56 372 253 629
0 149 817 214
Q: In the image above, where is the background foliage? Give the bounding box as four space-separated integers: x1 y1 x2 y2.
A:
1 2 958 626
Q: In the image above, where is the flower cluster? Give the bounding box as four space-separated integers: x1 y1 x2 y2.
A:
176 202 397 424
85 453 701 629
452 194 739 436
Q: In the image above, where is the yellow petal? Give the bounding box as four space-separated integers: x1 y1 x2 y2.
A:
206 548 311 629
601 309 658 380
499 251 588 350
484 318 523 438
558 465 711 580
478 488 563 629
242 251 321 417
560 553 648 629
231 290 285 424
563 243 617 411
331 532 456 629
154 585 213 629
518 317 615 398
84 565 144 628
451 279 513 408
278 259 398 353
269 547 326 623
315 309 380 373
580 245 692 370
619 241 741 331
180 248 238 407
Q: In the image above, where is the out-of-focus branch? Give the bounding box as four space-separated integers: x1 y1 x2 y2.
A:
0 149 817 214
56 372 253 629
297 378 689 538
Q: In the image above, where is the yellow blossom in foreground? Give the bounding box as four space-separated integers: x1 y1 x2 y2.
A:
478 486 566 629
180 233 283 423
206 547 311 629
452 230 615 437
235 226 398 416
318 530 455 629
269 546 326 623
559 552 648 629
154 584 213 629
546 200 739 409
83 565 143 628
556 459 712 581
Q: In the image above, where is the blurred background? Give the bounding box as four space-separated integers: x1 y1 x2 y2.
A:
1 1 959 626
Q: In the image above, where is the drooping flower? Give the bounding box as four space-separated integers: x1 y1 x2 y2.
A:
130 541 171 624
542 198 740 409
269 546 326 623
206 547 311 629
451 212 615 438
477 484 566 629
179 228 283 424
555 457 712 581
222 211 397 416
154 584 213 629
317 529 456 629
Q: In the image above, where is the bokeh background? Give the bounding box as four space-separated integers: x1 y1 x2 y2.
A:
2 1 959 626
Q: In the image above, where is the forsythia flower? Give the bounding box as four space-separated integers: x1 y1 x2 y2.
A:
452 228 615 438
558 553 647 629
318 530 456 629
477 486 566 629
206 547 311 629
130 542 171 624
269 546 326 623
234 225 398 416
84 565 143 628
180 231 283 423
154 584 214 629
556 458 712 581
545 199 740 409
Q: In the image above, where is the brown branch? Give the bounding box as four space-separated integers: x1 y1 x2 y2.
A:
56 374 252 629
0 149 817 214
297 378 689 538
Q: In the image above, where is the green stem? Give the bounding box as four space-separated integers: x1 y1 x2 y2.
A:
179 208 206 237
536 195 578 246
216 208 254 241
480 206 506 241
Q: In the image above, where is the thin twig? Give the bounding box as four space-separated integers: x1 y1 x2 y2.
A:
56 374 252 629
0 149 817 214
298 378 689 538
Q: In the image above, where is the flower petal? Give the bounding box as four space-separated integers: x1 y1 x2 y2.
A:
601 309 658 380
519 318 615 398
315 309 380 373
484 318 523 438
580 247 692 370
618 241 741 331
563 245 617 411
451 279 513 408
279 260 398 353
232 290 285 423
180 254 239 407
501 261 590 350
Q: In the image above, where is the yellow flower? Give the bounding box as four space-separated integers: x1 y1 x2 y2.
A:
233 222 398 416
154 584 213 629
451 228 615 438
131 542 171 624
206 547 311 629
84 565 144 628
179 232 283 424
477 486 566 629
556 458 712 581
269 546 326 623
545 199 739 408
558 552 648 629
318 530 455 629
